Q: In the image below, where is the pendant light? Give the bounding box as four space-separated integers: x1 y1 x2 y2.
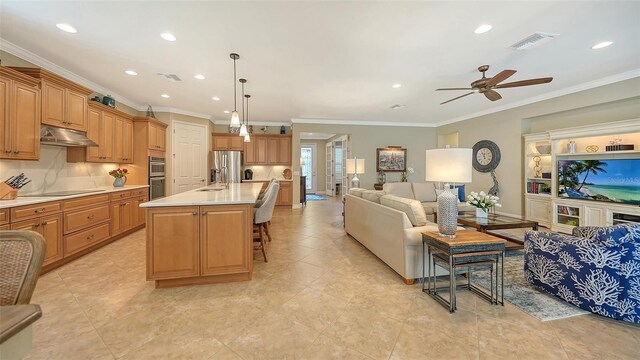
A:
229 53 241 128
244 94 251 142
239 78 248 137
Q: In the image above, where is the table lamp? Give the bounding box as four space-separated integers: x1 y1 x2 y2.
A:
425 148 472 238
346 158 365 188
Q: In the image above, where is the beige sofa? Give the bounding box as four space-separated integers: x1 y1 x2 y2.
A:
383 182 475 216
345 188 462 284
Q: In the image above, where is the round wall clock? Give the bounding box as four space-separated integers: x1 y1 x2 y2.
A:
472 140 501 172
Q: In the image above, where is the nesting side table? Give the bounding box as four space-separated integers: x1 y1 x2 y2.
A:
422 230 506 313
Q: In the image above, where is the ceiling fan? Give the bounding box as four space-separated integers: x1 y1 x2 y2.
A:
436 65 553 105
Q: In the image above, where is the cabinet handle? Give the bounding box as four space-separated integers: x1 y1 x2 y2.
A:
41 208 46 213
13 150 20 154
42 221 48 226
33 223 40 228
4 150 11 153
87 214 95 220
86 234 95 240
192 212 198 216
34 209 39 214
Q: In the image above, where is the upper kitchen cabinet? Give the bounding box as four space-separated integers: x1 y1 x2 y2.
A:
148 121 167 151
0 67 41 160
243 134 292 165
11 67 91 132
212 133 243 151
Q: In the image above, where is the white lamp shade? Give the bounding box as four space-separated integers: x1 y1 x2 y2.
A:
425 148 472 183
230 111 241 127
239 124 248 136
243 134 251 142
346 158 365 174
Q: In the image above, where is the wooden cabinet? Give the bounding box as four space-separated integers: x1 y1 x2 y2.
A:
146 204 253 286
243 135 292 165
111 199 133 236
64 222 110 256
10 201 61 223
212 134 244 151
11 67 91 132
0 67 40 160
0 208 9 225
12 214 63 266
64 204 110 234
200 205 251 276
67 103 133 163
132 195 148 228
276 181 293 206
147 206 200 280
148 122 166 151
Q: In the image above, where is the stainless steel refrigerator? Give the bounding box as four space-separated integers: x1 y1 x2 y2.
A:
209 151 243 184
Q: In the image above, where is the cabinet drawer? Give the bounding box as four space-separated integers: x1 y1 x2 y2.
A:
110 191 132 201
64 222 110 256
11 201 61 222
64 204 110 234
0 208 8 225
0 224 9 231
10 218 39 231
63 194 110 211
131 188 148 197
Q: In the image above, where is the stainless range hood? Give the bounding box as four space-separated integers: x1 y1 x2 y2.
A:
40 126 98 147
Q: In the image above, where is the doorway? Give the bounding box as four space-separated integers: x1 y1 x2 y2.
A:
300 143 317 194
172 120 208 194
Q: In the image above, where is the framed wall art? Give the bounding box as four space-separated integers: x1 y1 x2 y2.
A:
376 147 407 172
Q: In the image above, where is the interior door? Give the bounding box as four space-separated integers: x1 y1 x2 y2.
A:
325 142 334 196
173 121 207 194
300 144 316 193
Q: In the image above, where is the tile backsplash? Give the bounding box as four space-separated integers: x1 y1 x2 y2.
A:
0 146 119 195
243 165 290 180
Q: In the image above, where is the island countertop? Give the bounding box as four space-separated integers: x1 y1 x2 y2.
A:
140 182 263 208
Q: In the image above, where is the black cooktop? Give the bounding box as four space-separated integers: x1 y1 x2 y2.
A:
20 189 106 197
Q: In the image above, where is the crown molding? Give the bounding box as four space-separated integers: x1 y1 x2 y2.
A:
434 69 640 127
143 106 213 121
0 38 142 110
214 119 292 127
291 118 436 127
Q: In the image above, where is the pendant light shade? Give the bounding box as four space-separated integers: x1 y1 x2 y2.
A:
229 53 241 128
244 93 251 142
244 134 251 142
239 78 248 136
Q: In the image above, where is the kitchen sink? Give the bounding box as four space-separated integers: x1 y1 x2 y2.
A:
196 187 226 192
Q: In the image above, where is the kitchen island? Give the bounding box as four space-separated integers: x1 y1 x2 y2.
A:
140 183 263 288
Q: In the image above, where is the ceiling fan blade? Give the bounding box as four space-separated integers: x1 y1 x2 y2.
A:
486 70 516 87
484 90 502 101
495 77 553 88
440 91 475 105
436 88 473 91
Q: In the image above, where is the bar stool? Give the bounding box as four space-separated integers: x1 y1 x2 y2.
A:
253 182 279 262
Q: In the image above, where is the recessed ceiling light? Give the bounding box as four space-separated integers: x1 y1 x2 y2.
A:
160 32 176 42
161 94 170 98
223 110 230 114
212 96 220 101
591 41 613 50
194 74 205 80
390 104 406 110
474 24 492 34
392 83 402 88
124 70 138 76
56 23 77 33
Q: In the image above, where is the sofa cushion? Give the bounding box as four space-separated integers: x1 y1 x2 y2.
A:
453 184 466 202
348 188 366 197
383 183 415 200
412 182 437 202
362 190 385 203
594 224 640 246
421 202 437 215
380 194 428 226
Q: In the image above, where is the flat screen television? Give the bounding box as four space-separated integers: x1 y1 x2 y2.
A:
558 159 640 205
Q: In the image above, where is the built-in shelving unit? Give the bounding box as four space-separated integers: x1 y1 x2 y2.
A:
523 119 640 232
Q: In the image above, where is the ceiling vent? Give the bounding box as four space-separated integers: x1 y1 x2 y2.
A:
509 32 559 50
157 73 182 81
390 104 406 110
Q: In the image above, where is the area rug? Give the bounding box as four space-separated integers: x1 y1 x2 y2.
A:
306 194 328 201
472 250 589 321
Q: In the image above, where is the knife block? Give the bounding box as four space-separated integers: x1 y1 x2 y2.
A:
0 183 18 200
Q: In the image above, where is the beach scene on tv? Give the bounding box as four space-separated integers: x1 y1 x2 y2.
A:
558 159 640 205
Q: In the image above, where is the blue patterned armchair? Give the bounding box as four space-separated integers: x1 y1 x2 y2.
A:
524 224 640 323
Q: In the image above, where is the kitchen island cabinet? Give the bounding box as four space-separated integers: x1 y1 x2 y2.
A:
141 183 262 288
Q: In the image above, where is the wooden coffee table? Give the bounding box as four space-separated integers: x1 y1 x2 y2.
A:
456 213 538 249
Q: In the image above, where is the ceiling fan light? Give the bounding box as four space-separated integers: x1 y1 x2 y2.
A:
230 111 241 127
239 124 249 137
244 134 251 143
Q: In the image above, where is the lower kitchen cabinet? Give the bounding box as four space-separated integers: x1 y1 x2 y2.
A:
111 199 133 236
147 206 200 280
11 214 63 266
276 182 293 206
64 222 111 256
132 195 148 228
200 205 251 276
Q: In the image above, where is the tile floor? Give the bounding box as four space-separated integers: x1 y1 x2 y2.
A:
25 198 639 359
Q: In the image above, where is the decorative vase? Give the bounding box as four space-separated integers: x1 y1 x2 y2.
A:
476 207 488 218
113 177 125 188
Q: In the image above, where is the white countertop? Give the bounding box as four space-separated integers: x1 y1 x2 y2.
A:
0 185 149 210
242 179 293 182
140 183 263 208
